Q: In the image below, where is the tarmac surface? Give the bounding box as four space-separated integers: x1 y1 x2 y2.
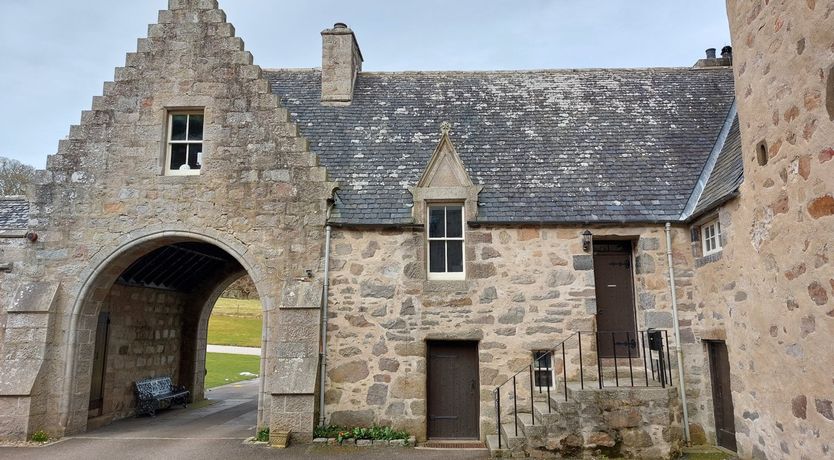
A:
206 344 262 356
0 378 488 459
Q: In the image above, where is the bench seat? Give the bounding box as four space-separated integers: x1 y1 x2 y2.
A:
134 376 190 417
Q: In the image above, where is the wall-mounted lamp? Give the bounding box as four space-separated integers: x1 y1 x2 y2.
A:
582 230 593 252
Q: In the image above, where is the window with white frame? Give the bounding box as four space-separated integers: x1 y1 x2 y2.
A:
166 111 204 175
533 351 555 388
427 204 464 279
701 218 722 256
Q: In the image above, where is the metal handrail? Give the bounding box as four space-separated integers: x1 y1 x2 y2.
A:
492 329 674 449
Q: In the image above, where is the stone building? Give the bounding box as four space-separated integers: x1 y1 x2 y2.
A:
0 1 831 458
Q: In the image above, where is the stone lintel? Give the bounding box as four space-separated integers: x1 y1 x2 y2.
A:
694 327 727 341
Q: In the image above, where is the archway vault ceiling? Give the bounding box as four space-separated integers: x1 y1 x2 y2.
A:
116 242 241 292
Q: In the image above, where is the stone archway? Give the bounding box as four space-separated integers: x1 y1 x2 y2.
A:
60 230 274 435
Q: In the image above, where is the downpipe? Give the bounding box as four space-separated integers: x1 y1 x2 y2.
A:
665 222 691 443
318 224 332 427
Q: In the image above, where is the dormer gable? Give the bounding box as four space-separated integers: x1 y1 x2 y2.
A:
410 122 482 224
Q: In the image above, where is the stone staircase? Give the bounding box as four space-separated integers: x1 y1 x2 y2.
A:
487 382 682 458
488 331 682 458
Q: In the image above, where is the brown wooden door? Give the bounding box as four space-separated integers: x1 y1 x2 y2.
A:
89 311 110 415
427 341 479 439
593 240 638 358
708 341 737 451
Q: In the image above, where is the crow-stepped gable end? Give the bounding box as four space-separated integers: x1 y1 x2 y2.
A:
0 2 830 459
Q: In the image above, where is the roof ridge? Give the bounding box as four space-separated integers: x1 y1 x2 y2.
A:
264 67 733 75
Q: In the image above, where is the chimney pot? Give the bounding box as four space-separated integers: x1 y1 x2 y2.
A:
721 45 732 59
705 48 717 59
333 22 347 29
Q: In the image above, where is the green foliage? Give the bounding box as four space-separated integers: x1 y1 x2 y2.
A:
204 352 260 388
30 430 48 443
256 426 269 442
314 424 409 443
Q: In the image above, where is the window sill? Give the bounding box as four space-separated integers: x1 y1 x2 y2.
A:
423 280 469 293
695 250 723 268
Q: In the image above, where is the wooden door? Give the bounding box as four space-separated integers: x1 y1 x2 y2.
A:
88 311 110 415
708 341 737 451
593 240 638 358
427 341 479 439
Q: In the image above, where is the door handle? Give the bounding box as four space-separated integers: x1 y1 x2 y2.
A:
471 379 476 391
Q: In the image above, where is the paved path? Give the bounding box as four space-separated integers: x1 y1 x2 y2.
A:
206 344 261 355
0 378 488 459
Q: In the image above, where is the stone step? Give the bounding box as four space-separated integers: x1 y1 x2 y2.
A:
485 435 512 458
516 412 546 446
499 422 527 452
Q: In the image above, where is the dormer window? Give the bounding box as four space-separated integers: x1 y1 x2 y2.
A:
427 204 465 280
166 111 204 175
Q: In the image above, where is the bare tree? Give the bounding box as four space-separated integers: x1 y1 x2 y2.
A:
0 156 36 196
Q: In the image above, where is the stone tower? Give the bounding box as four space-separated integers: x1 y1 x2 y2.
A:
724 1 834 457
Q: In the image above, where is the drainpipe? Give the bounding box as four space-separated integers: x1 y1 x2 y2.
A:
664 223 691 443
318 224 332 427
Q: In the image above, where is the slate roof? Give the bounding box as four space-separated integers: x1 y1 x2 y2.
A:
691 117 743 218
267 67 736 225
0 197 29 230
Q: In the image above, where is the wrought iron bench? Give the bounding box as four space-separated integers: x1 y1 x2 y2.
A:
134 376 189 417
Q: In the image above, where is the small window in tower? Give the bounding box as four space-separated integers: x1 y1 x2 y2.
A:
756 141 768 166
826 65 834 121
166 111 204 175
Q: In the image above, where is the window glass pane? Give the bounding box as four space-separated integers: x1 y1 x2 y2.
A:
188 115 204 140
171 115 188 141
535 370 552 387
429 241 446 272
535 352 552 368
446 206 462 238
188 143 203 170
447 240 463 272
170 144 187 170
428 207 445 238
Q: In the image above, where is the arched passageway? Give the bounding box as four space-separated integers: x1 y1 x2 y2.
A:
64 234 267 433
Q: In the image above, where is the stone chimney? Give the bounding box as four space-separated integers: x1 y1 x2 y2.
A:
321 23 363 105
694 46 732 68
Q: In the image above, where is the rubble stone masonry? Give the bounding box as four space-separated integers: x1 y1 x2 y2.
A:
324 224 696 441
712 1 834 458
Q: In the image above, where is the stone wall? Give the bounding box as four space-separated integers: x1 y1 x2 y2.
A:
713 1 834 458
99 283 188 420
324 224 694 440
0 0 333 439
684 199 741 445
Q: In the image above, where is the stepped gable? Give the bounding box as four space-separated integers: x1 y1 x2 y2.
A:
266 67 735 225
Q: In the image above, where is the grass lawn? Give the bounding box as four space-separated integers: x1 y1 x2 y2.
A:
207 315 262 347
207 298 263 347
205 352 260 389
212 298 262 317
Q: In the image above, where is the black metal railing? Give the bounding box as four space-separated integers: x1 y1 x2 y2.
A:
492 329 673 449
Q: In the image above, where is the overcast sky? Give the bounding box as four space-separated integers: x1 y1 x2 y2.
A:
0 0 731 168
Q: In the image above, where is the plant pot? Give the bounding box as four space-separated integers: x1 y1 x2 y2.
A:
270 431 290 448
